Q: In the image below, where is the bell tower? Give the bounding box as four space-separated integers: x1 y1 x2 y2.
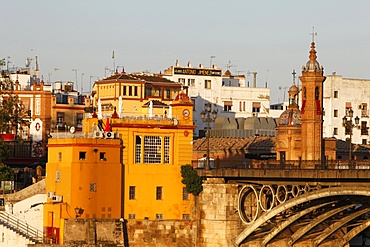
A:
299 41 326 162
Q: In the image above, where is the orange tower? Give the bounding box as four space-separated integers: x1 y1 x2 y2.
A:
299 41 326 162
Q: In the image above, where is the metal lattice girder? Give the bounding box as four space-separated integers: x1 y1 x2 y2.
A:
287 203 356 246
261 201 335 247
234 186 370 246
313 207 370 247
340 217 370 247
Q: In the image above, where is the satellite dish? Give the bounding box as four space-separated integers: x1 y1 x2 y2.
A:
70 126 76 134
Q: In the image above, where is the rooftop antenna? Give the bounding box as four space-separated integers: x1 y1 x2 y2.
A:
112 51 115 73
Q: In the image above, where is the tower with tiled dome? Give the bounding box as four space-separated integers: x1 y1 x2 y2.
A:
276 71 303 162
276 41 336 167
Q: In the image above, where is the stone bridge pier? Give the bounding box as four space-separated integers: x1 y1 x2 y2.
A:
199 177 370 247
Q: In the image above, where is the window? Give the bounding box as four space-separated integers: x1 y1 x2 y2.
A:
56 170 61 182
345 102 352 116
123 86 127 96
156 186 163 200
204 80 211 89
144 136 162 163
182 187 189 200
135 136 142 163
178 78 185 84
164 136 170 164
100 152 106 161
333 127 338 135
239 101 242 112
58 152 62 161
224 105 232 112
243 102 246 111
334 109 338 117
252 102 261 113
223 101 232 112
361 121 368 135
128 214 136 219
187 79 195 86
90 183 97 192
79 152 86 160
135 135 171 164
134 86 138 96
156 214 163 220
129 186 136 200
363 139 368 145
165 88 171 99
128 86 132 96
57 112 65 128
361 103 368 117
182 214 190 220
334 91 338 98
76 113 83 127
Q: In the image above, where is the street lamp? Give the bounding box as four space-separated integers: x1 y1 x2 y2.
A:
342 108 360 166
74 207 84 218
200 103 217 170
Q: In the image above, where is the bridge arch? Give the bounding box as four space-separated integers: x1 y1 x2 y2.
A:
234 186 370 246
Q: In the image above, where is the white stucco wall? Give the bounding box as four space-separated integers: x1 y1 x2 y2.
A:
0 194 46 247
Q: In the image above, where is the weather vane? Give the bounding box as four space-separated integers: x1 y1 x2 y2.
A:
310 26 317 42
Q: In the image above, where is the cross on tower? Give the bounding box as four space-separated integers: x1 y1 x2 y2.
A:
292 69 296 84
310 26 318 42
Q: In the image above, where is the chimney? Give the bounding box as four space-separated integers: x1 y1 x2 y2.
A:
253 72 257 88
187 61 191 67
199 64 203 68
175 60 179 67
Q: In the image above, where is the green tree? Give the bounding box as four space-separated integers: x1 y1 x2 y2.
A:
0 77 28 134
181 164 205 196
0 163 14 181
0 139 10 163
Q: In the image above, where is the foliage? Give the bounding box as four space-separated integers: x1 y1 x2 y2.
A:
0 163 14 181
181 164 205 196
0 77 28 134
0 139 10 162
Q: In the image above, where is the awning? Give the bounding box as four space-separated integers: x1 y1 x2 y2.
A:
253 102 261 108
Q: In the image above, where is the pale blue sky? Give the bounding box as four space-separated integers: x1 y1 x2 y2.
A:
3 1 370 103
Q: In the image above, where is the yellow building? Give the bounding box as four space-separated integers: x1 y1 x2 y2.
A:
43 71 195 243
43 138 123 244
91 71 188 117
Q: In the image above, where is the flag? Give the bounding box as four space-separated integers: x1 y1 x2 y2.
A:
112 51 114 59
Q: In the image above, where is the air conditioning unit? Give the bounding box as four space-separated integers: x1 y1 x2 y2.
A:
47 192 54 198
52 195 63 203
105 132 114 139
94 131 104 138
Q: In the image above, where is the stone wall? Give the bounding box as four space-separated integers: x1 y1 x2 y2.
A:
199 178 243 247
31 218 197 247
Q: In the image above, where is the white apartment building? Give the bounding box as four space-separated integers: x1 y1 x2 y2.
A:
323 73 370 144
163 61 270 137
